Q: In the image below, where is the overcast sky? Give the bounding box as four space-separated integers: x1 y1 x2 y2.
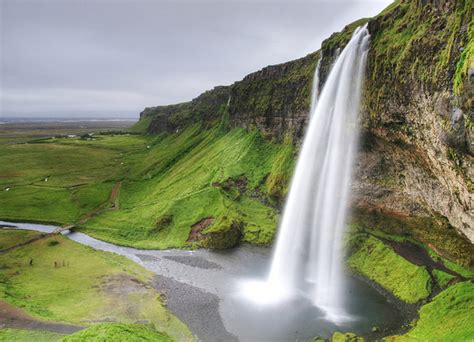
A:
1 0 392 119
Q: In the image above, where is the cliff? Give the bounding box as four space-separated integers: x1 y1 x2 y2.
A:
135 0 473 264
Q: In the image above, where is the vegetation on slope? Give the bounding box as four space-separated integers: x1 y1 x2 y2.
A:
347 234 432 303
60 323 174 342
0 229 192 341
352 207 474 267
83 126 294 248
366 0 473 114
388 281 474 341
136 86 231 135
1 1 473 339
0 129 294 249
344 226 474 340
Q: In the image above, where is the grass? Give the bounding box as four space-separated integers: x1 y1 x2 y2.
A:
0 228 41 250
0 127 292 249
0 328 65 342
81 126 293 248
0 136 130 224
388 281 474 341
59 323 174 342
0 230 193 341
347 235 432 304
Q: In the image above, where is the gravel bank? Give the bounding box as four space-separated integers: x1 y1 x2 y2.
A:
151 275 237 342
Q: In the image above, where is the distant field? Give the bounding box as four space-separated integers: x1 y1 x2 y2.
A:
0 120 136 144
0 133 147 224
0 122 293 248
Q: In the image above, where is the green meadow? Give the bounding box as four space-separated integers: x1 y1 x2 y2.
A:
0 126 294 248
0 229 193 341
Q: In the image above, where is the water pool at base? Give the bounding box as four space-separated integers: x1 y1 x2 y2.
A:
1 221 404 341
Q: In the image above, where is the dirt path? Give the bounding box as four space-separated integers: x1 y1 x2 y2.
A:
0 300 82 334
77 181 121 225
108 181 121 209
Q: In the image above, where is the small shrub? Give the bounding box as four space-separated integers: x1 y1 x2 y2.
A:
48 240 60 247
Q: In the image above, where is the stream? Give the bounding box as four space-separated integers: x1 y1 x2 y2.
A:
1 221 404 341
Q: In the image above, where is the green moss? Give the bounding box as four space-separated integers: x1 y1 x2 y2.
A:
432 269 455 288
264 143 294 203
366 0 472 119
390 282 474 341
452 0 473 94
0 328 65 342
331 332 364 342
352 208 474 267
348 222 474 281
60 323 174 342
348 235 432 303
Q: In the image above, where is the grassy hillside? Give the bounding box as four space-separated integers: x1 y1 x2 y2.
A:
383 281 474 341
0 128 294 248
396 281 474 341
0 229 193 341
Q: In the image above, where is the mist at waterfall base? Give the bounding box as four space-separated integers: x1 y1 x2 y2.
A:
227 26 400 340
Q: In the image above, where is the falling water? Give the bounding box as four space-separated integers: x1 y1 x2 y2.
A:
247 26 370 319
309 56 321 114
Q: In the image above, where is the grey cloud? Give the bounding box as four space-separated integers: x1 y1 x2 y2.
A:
1 0 392 118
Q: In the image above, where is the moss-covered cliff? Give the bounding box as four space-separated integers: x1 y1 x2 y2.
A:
358 0 473 254
135 0 473 266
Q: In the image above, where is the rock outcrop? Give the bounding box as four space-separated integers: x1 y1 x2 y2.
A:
137 0 473 263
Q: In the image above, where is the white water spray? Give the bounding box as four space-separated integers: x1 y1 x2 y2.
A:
243 26 370 320
309 56 321 114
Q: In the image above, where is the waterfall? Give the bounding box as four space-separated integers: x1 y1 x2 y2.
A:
309 56 321 114
245 25 370 320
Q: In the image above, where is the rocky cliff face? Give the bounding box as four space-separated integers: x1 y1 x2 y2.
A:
137 0 473 264
141 85 231 133
355 0 473 263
